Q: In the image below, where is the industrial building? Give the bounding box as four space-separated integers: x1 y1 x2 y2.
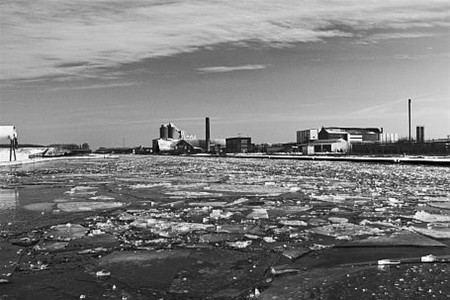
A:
266 143 299 154
226 137 252 153
416 126 425 143
297 129 318 144
153 118 225 154
173 139 226 154
296 126 398 155
153 122 191 153
159 123 188 140
302 139 349 155
379 133 399 144
318 127 382 143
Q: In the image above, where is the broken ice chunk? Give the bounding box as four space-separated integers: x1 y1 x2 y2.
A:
167 191 221 198
44 224 88 241
64 186 97 196
189 201 228 208
33 241 69 251
226 240 252 249
57 201 124 212
339 231 446 247
96 270 111 277
210 209 233 220
270 265 299 275
89 195 115 201
378 259 400 265
428 202 450 210
282 248 310 260
246 208 269 219
226 197 249 207
388 198 403 206
409 226 450 239
278 220 308 227
263 237 276 243
421 254 437 262
23 203 54 212
30 262 49 271
289 187 301 192
413 211 450 223
328 217 348 224
308 223 383 238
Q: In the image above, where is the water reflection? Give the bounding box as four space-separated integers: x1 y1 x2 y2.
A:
0 188 18 224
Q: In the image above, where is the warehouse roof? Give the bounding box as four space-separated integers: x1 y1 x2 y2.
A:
321 127 382 135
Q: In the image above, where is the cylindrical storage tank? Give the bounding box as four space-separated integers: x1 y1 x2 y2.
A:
416 126 425 143
160 125 168 139
168 123 177 139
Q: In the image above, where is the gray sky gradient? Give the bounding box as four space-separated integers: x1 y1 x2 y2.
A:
1 0 449 148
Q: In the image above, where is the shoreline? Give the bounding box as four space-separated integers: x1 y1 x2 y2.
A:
1 153 449 168
0 154 117 167
223 153 450 166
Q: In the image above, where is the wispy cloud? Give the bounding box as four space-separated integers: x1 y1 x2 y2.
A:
369 32 437 41
48 82 137 92
197 65 266 74
353 32 440 45
347 98 407 117
1 0 448 81
347 95 445 119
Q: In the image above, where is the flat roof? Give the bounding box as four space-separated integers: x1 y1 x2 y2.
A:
226 137 251 140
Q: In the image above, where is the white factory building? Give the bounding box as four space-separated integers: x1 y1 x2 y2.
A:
296 126 398 155
152 120 225 154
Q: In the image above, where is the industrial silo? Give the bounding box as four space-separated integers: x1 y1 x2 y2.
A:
416 126 425 143
168 123 178 139
160 124 168 139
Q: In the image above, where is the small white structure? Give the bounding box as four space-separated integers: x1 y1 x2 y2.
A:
0 125 18 161
380 133 399 144
153 138 178 153
301 138 349 155
0 125 17 141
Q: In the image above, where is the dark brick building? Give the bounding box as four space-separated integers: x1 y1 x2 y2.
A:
226 137 252 153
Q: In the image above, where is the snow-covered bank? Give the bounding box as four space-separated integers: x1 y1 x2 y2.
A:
0 148 113 167
226 153 450 166
0 147 47 163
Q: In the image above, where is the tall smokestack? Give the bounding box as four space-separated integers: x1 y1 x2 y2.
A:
408 99 412 142
205 117 210 153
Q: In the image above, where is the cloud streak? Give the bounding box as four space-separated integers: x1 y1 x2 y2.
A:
48 82 137 92
197 65 266 74
1 0 448 81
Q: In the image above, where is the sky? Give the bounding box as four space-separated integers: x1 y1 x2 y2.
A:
1 0 449 150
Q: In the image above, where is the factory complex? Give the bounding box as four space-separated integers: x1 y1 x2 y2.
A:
150 99 449 156
295 127 399 155
2 97 449 161
149 117 448 156
152 118 248 155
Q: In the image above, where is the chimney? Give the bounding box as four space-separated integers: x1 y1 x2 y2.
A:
408 99 412 142
205 117 210 153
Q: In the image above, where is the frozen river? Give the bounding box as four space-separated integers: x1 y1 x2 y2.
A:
1 155 449 299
